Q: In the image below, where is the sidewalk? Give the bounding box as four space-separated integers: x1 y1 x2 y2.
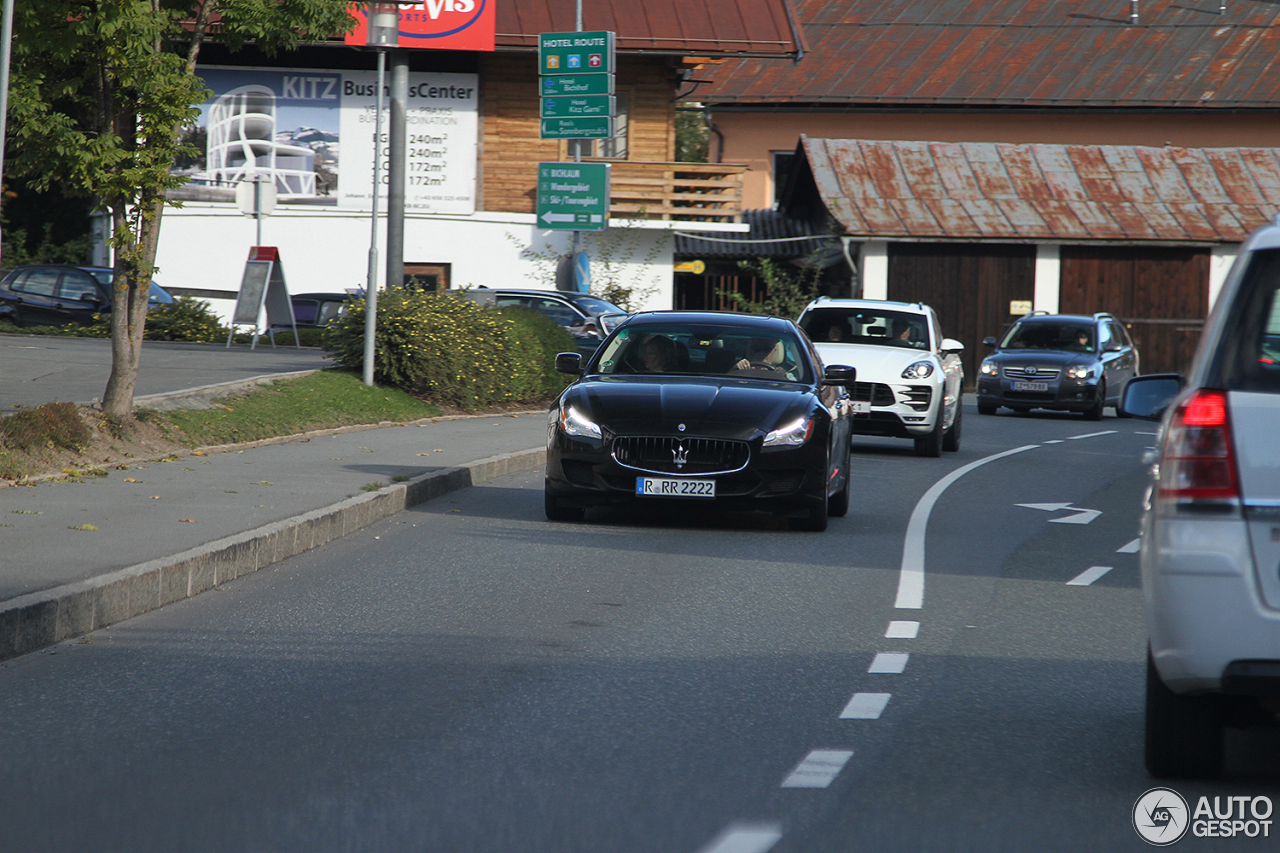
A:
0 398 548 661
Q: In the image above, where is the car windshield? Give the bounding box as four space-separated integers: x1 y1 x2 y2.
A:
591 323 811 383
84 268 173 304
569 295 625 316
1001 321 1093 352
799 307 928 350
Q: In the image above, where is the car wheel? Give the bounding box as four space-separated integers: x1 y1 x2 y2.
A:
977 401 997 415
942 400 962 453
1145 650 1225 779
914 414 944 457
790 472 830 531
1084 382 1106 421
828 472 850 518
544 489 585 522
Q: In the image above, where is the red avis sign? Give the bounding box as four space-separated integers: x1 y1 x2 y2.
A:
344 1 496 51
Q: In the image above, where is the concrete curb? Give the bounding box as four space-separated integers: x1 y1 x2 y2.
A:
0 447 546 662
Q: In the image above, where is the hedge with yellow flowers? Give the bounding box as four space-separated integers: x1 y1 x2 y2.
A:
323 290 577 411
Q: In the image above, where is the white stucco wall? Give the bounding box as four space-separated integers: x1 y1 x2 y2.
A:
151 204 678 324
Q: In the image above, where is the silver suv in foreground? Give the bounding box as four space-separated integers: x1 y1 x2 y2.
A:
1122 217 1280 778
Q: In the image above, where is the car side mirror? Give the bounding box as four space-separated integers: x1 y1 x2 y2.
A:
555 352 583 375
79 292 106 305
983 336 997 348
940 337 965 355
823 364 856 386
1119 374 1184 420
1103 342 1123 353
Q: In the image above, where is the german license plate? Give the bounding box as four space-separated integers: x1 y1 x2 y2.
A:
849 400 871 414
636 477 716 498
1012 381 1048 392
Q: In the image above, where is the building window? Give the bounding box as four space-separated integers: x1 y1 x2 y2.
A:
772 151 796 205
568 92 629 160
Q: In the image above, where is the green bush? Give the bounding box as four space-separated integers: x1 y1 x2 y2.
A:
323 290 575 410
75 295 229 342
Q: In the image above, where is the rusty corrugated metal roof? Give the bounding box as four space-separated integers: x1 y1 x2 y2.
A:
497 0 804 58
799 137 1280 242
701 0 1280 107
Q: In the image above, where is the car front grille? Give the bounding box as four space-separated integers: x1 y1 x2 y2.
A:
612 436 750 475
851 381 896 407
1003 366 1061 380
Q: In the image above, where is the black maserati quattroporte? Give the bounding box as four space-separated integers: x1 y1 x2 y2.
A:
544 311 855 531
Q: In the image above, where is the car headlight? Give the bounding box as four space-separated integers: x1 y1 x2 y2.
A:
901 361 935 380
1066 365 1095 380
763 416 814 448
980 360 998 376
559 405 602 439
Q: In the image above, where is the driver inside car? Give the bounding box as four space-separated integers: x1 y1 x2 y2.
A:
735 337 786 374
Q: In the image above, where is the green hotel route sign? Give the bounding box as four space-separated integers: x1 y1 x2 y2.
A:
538 31 615 76
540 94 615 119
541 74 614 97
536 162 611 231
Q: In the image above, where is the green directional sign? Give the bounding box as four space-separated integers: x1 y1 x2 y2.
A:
541 95 614 119
537 162 611 231
541 74 614 97
539 31 615 76
540 116 614 139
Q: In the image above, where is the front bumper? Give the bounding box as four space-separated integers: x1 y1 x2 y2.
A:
977 375 1100 411
545 428 829 517
847 380 939 438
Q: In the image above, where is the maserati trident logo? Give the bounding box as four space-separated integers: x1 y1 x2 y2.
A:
672 444 688 469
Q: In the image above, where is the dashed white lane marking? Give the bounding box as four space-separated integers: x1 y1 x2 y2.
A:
840 692 892 719
780 750 855 788
885 620 920 639
1045 439 1065 444
1067 565 1114 586
696 823 783 853
1067 430 1118 440
868 653 910 674
1118 538 1141 553
895 445 1039 609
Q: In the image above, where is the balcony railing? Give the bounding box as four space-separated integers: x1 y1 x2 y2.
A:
588 160 746 223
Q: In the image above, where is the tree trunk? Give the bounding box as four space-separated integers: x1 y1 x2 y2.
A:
101 196 165 418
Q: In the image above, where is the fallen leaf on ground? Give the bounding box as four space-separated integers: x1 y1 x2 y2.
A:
149 495 161 500
179 518 197 523
191 451 207 456
254 480 273 486
69 524 98 531
124 478 142 483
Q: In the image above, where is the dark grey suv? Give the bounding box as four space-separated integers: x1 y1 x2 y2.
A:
976 311 1139 420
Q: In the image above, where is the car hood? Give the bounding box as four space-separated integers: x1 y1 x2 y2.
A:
566 375 811 438
814 342 936 380
989 349 1094 368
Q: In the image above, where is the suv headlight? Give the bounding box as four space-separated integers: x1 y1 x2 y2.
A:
980 360 998 376
558 405 602 439
901 361 935 380
763 416 814 448
1066 365 1095 380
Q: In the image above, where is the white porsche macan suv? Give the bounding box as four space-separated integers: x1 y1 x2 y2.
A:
798 298 965 457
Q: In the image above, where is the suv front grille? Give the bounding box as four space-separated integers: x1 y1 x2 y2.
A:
851 382 895 407
612 436 750 475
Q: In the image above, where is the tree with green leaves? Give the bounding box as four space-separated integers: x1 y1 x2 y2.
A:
5 0 357 417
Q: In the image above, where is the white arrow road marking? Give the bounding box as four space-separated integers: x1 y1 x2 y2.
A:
1067 566 1114 586
780 750 855 788
1118 538 1141 553
1016 502 1101 524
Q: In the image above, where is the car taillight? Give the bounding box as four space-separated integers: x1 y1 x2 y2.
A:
1157 389 1240 503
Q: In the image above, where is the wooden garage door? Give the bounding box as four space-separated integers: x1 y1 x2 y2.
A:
887 243 1037 390
1059 246 1209 376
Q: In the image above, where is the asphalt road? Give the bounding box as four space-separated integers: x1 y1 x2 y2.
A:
0 334 332 412
2 406 1278 852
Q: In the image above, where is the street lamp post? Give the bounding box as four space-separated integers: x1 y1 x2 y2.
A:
362 4 398 387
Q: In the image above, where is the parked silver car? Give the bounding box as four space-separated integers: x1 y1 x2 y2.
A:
1122 216 1280 778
